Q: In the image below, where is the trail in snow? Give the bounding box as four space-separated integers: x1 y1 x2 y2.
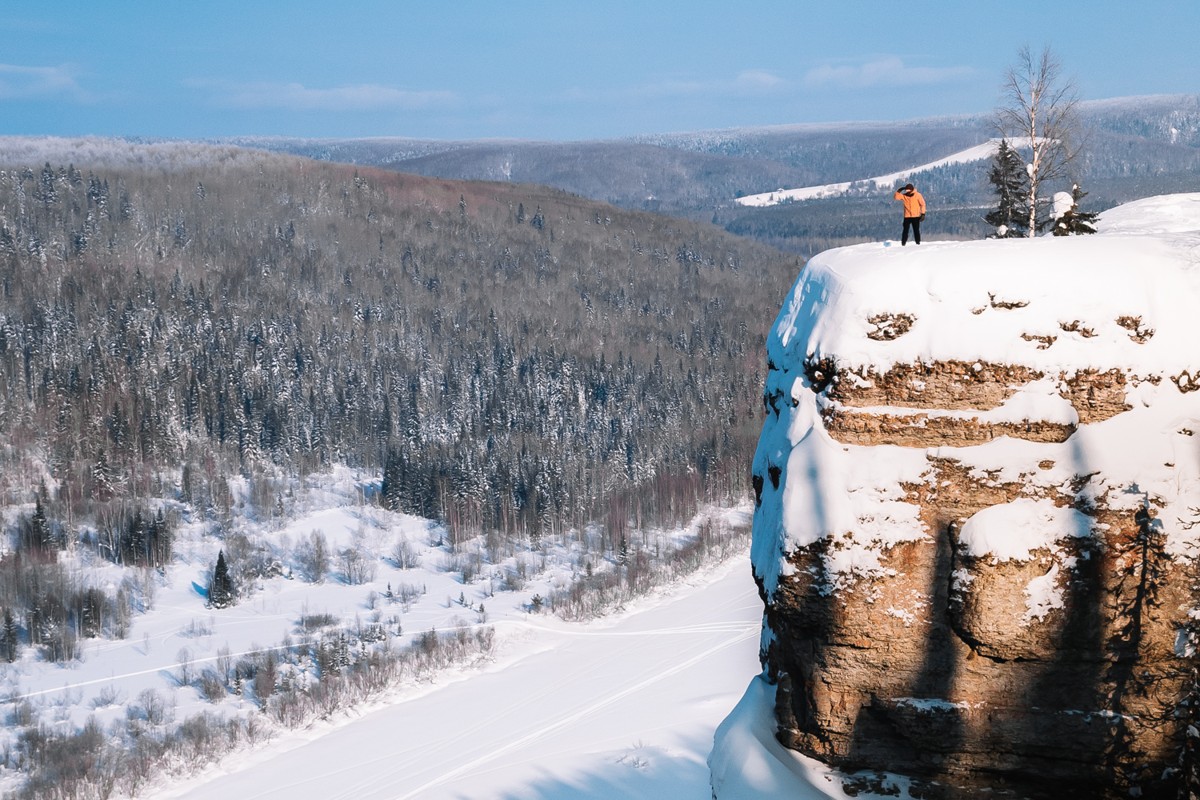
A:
149 558 764 800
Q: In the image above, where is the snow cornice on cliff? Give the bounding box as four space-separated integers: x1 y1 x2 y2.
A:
769 193 1200 377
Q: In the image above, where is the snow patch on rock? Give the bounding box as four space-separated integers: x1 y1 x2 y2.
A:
957 499 1093 562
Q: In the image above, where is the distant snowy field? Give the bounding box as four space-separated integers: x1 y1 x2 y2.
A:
733 139 1006 207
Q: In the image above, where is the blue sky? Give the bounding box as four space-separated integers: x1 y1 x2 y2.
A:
3 1 1197 141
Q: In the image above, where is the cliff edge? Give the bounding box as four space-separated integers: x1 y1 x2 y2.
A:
748 194 1200 798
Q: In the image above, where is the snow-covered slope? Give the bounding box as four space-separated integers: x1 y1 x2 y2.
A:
0 464 754 798
733 139 1002 207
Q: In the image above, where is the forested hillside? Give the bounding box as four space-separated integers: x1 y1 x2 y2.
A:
0 144 797 575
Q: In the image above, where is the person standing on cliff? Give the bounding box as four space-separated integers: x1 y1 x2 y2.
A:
893 183 926 245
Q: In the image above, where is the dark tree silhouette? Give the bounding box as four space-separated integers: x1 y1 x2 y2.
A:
208 550 234 609
985 138 1029 237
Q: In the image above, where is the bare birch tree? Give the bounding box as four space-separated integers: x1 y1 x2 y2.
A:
995 45 1082 237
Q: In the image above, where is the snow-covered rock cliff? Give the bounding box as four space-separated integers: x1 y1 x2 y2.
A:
747 194 1200 798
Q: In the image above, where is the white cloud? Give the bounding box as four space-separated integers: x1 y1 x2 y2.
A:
199 81 458 112
732 69 786 92
613 69 788 101
0 63 88 101
804 57 973 90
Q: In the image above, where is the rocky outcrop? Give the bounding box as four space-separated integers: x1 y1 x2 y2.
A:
750 202 1200 798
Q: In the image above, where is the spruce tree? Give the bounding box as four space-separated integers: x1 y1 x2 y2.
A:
208 550 234 609
1052 183 1099 236
985 139 1029 238
1 608 17 662
29 495 52 551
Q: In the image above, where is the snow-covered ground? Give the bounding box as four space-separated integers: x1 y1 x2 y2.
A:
144 548 902 800
0 466 766 798
733 139 1004 207
149 557 762 800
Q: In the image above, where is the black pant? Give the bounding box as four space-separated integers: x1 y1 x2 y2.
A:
902 216 921 245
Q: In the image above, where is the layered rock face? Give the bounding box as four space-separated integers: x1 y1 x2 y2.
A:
751 195 1200 798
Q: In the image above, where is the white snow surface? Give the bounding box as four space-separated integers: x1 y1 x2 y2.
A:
752 193 1200 598
145 554 897 800
1098 192 1200 236
1053 191 1076 220
957 498 1094 562
147 556 763 800
709 677 915 799
1024 563 1065 623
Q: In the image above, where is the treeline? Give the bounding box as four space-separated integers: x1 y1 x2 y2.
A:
0 147 795 598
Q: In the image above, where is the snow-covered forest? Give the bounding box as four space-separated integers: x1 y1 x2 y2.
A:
0 143 795 797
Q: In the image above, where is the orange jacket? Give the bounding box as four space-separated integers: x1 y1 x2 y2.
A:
894 188 926 218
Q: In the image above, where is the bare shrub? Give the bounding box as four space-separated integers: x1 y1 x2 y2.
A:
198 668 227 703
254 653 277 705
391 582 425 611
501 566 526 592
391 538 420 569
132 688 168 727
91 685 123 709
176 646 193 686
299 612 338 632
296 530 330 583
445 548 482 583
215 645 233 681
338 545 376 585
9 700 36 727
180 617 213 638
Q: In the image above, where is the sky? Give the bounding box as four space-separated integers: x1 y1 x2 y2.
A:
3 1 1198 142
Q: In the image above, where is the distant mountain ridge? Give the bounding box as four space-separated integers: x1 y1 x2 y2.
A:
220 94 1200 255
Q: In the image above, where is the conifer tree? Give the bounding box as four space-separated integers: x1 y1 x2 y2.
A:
1 607 17 662
1052 183 1099 236
28 494 53 551
208 550 234 609
92 450 115 501
984 139 1029 238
